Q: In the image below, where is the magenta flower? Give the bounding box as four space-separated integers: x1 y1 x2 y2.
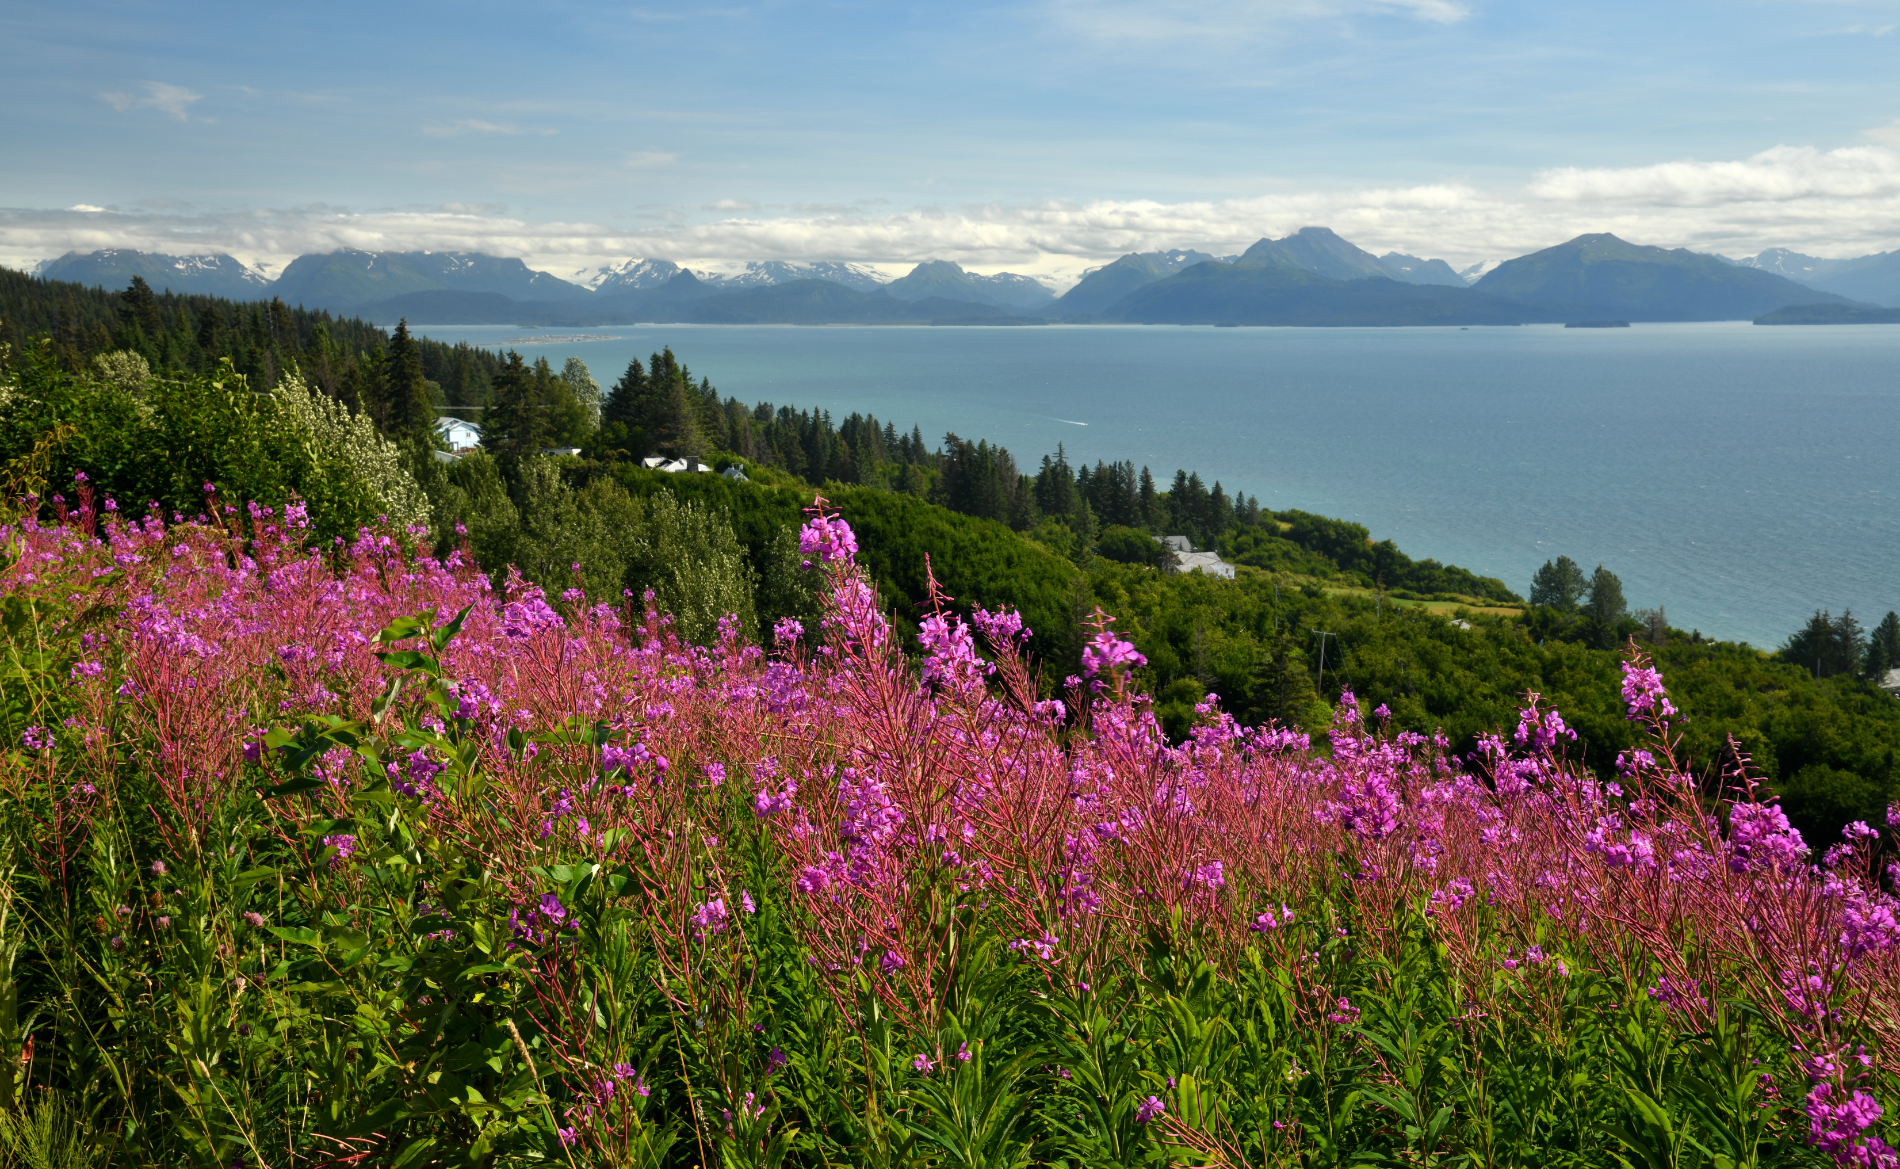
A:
1081 631 1145 678
1620 658 1677 721
798 512 857 568
1136 1095 1166 1124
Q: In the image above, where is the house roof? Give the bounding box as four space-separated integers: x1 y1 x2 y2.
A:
1172 550 1234 578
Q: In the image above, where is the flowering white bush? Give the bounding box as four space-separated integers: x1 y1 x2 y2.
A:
273 369 429 531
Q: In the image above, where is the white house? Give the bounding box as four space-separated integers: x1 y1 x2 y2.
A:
1172 550 1235 579
641 455 715 474
1882 668 1900 697
722 465 749 482
1162 535 1193 553
435 417 482 452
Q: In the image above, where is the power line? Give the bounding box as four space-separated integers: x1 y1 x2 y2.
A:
1312 630 1337 692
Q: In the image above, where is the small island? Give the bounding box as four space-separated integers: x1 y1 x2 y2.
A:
1754 302 1900 325
1564 319 1630 328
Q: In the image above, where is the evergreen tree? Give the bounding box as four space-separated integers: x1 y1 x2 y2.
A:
1138 466 1159 529
1244 630 1319 728
1585 564 1627 627
1041 446 1071 520
603 357 647 428
485 350 546 469
1782 609 1866 680
118 276 161 344
1530 557 1588 612
383 320 436 444
1867 611 1900 681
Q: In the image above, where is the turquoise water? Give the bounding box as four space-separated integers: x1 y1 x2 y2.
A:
411 321 1900 648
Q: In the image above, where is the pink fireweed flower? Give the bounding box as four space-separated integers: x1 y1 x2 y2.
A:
1250 905 1295 931
912 1052 935 1074
798 511 857 568
500 585 564 640
918 611 987 692
1136 1096 1166 1124
1327 997 1361 1026
1081 630 1145 678
321 834 357 866
1806 1082 1896 1165
1185 860 1225 891
1620 657 1677 722
1728 802 1809 873
690 898 730 939
971 605 1030 646
1009 931 1059 961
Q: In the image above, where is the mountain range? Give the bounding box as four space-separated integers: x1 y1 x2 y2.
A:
1723 248 1900 308
31 226 1871 327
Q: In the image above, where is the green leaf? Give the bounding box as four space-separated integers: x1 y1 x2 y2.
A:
258 777 322 799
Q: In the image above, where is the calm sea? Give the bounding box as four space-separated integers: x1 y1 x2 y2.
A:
408 321 1900 649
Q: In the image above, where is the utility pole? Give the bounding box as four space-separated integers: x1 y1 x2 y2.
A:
1312 630 1337 692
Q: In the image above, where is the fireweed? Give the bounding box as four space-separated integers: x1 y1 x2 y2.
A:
0 482 1896 1167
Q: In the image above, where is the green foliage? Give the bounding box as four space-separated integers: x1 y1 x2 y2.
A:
1780 609 1867 680
1096 525 1165 568
1532 556 1589 612
0 340 407 541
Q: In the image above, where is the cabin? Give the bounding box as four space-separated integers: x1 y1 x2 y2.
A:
1171 550 1235 580
434 417 482 452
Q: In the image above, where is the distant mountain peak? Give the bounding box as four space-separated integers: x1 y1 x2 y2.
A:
36 248 270 299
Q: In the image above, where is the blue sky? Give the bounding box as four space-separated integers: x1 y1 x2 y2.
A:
3 0 1898 283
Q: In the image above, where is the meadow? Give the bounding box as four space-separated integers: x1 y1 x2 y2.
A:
1 485 1895 1167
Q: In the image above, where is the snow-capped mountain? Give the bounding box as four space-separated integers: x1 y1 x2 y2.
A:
37 249 271 299
1459 260 1501 284
572 259 697 293
574 258 891 294
707 260 889 291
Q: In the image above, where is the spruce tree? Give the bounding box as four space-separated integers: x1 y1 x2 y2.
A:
1530 557 1588 612
1586 565 1626 627
486 350 546 470
383 320 436 444
603 357 647 428
1867 611 1900 681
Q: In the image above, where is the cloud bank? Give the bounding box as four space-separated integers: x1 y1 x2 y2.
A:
99 82 204 122
7 143 1900 283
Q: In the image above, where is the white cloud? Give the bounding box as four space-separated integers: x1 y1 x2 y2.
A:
1527 145 1900 206
623 151 679 169
7 142 1900 284
1048 0 1469 46
1866 120 1900 147
421 120 557 138
99 81 203 121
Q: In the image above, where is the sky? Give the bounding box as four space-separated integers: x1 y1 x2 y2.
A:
2 0 1899 286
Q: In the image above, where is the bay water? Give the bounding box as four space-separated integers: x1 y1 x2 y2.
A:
411 321 1900 649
